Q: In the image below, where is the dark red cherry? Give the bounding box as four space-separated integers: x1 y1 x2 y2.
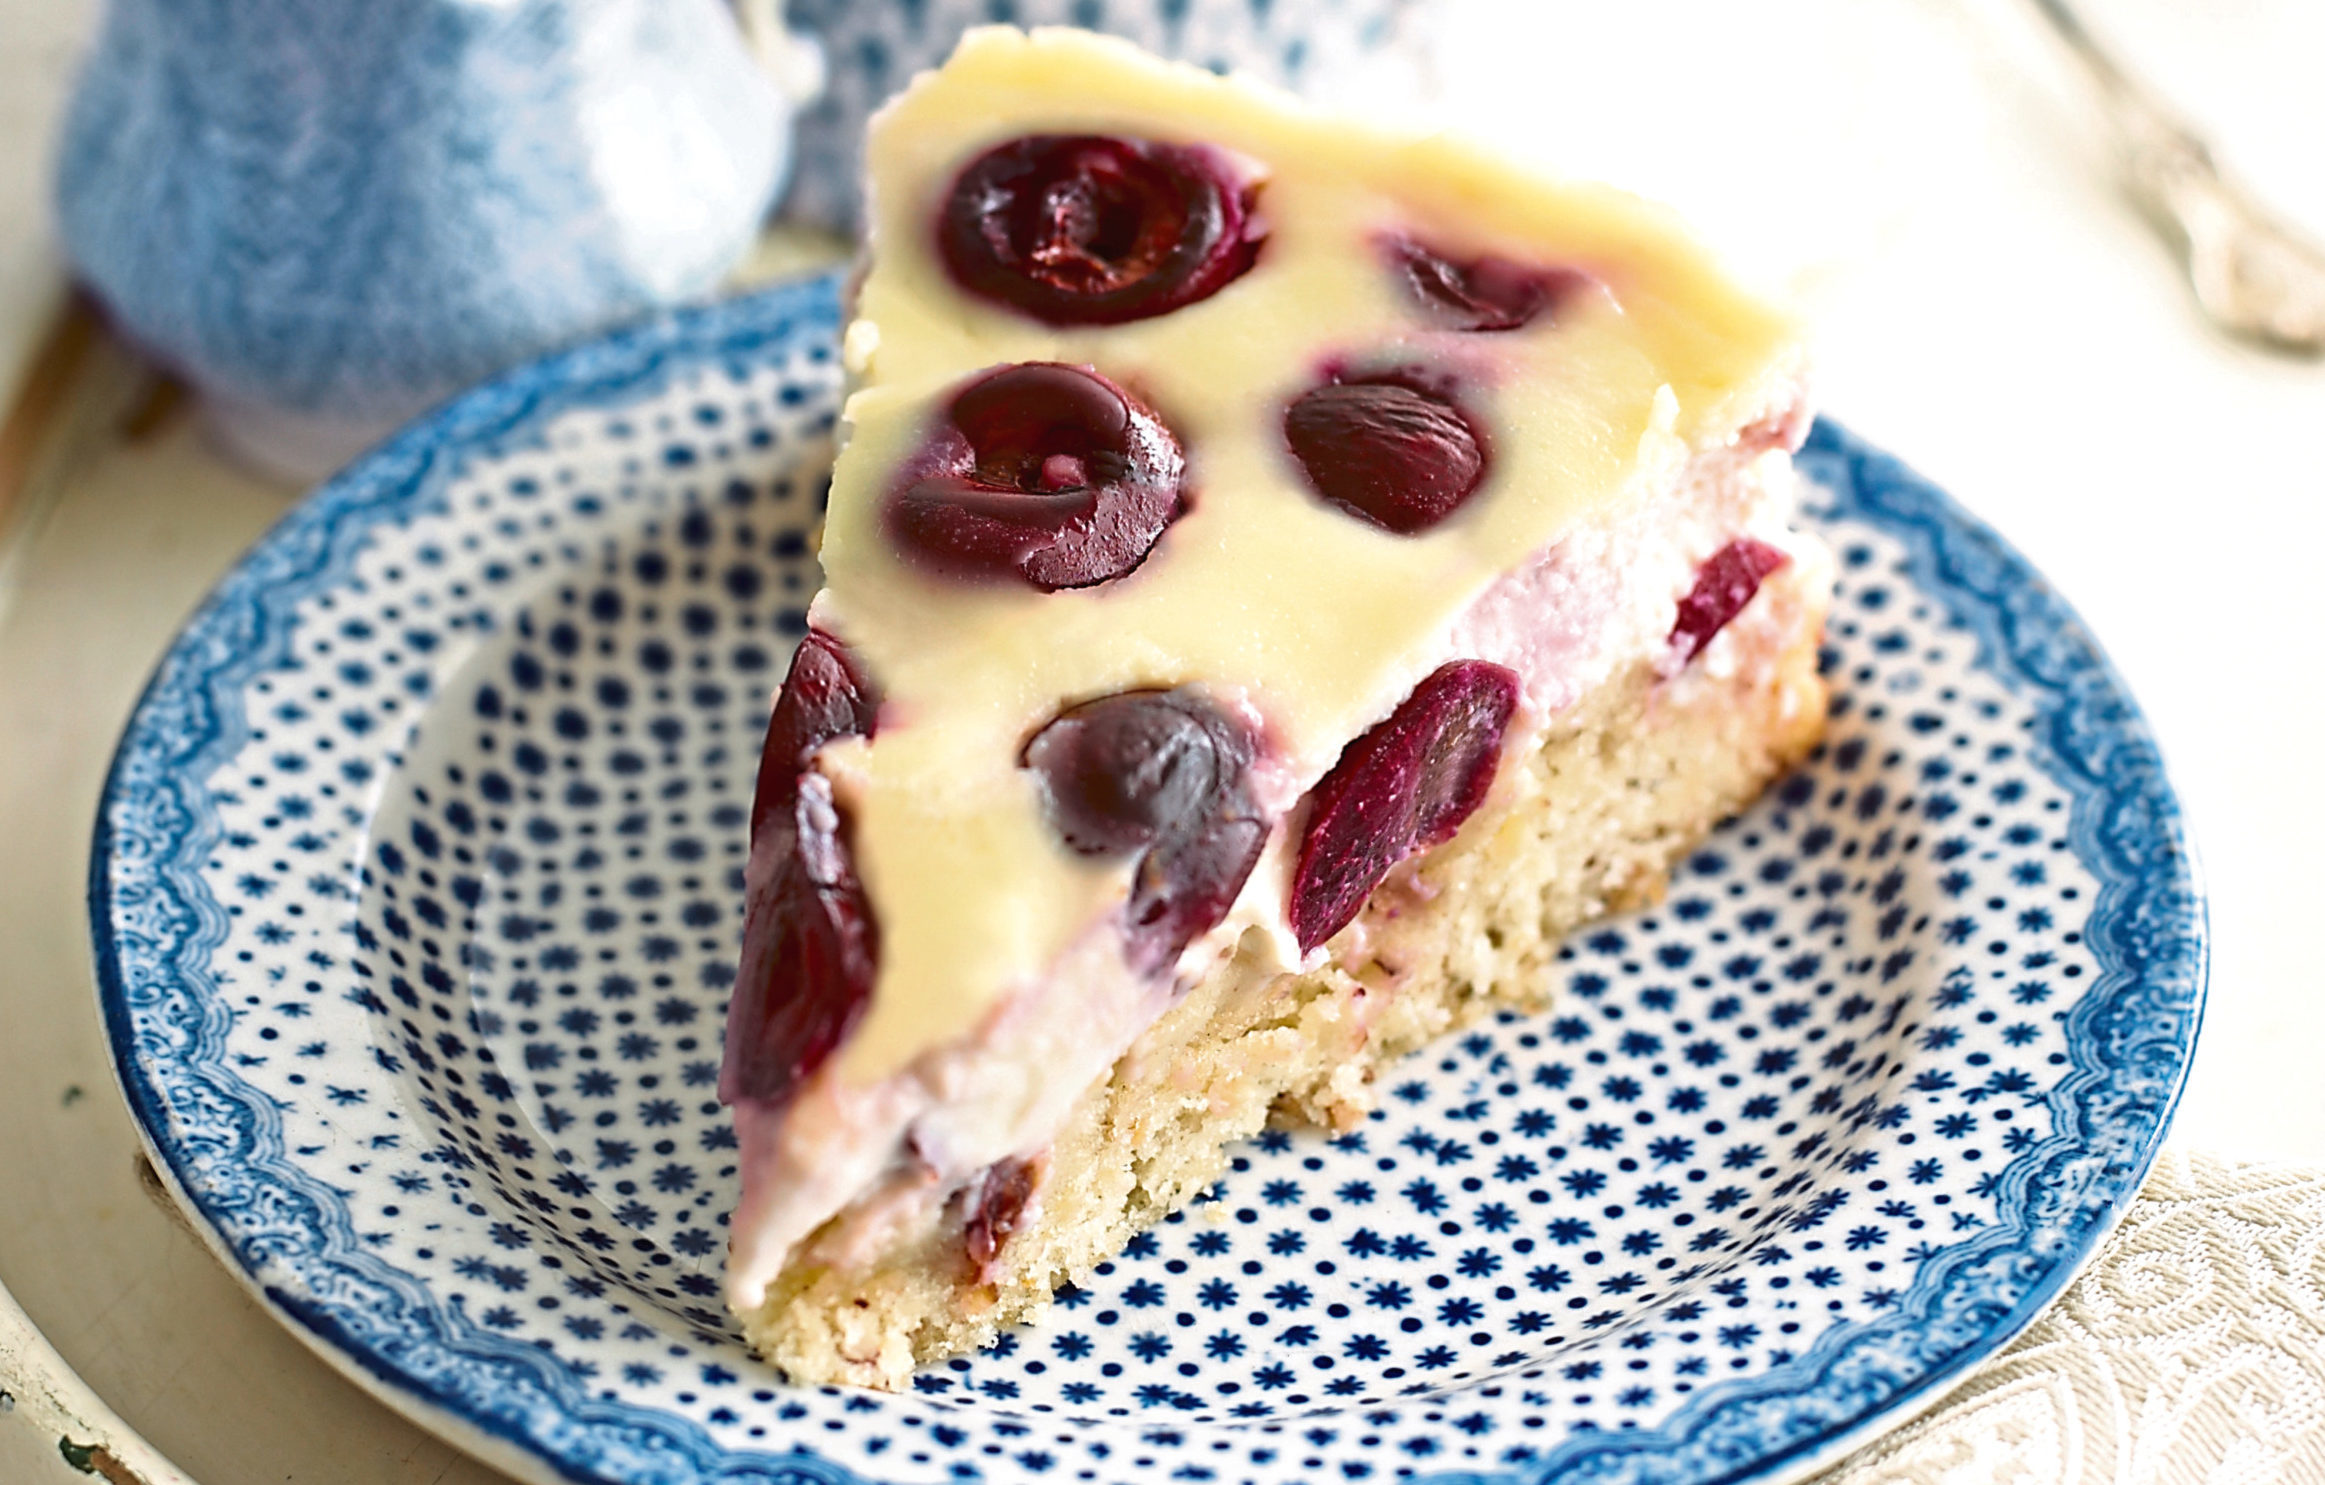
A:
721 631 881 1108
1022 687 1228 855
963 1155 1040 1275
1023 688 1266 975
1289 660 1520 954
743 629 879 841
888 363 1186 591
1284 377 1488 535
940 134 1264 324
1392 238 1580 332
1125 811 1267 977
1670 538 1789 662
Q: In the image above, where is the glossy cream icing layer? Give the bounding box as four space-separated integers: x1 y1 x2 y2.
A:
824 29 1800 1078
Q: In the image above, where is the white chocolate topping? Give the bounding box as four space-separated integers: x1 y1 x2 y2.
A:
808 26 1801 1089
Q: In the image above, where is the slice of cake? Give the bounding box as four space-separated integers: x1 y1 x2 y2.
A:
720 25 1831 1389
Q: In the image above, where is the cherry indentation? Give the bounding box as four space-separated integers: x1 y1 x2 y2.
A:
1392 237 1582 332
1023 687 1266 975
720 630 882 1108
1289 660 1520 954
941 134 1264 325
1670 538 1789 662
1284 376 1488 536
888 363 1185 591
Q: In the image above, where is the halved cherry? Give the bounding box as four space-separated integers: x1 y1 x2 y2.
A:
1670 538 1789 662
941 134 1264 324
1289 660 1520 954
1391 237 1582 332
888 363 1185 591
1023 687 1266 975
1284 374 1488 536
720 631 881 1109
1127 812 1267 977
963 1155 1041 1275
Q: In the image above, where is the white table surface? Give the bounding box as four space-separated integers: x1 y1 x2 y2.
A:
1407 0 2325 1164
0 2 2319 1482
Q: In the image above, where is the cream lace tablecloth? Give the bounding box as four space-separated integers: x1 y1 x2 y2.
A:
1812 1152 2325 1484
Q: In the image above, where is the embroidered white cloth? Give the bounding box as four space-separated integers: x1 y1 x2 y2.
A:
1813 1151 2325 1484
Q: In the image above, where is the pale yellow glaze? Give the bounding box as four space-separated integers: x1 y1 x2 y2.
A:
814 27 1800 1084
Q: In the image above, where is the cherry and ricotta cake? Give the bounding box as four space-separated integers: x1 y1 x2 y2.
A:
721 26 1831 1388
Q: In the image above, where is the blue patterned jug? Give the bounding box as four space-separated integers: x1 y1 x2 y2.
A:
57 0 801 477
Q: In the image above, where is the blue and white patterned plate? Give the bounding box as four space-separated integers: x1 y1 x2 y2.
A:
92 272 2205 1485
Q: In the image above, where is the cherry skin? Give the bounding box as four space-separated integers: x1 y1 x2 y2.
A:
963 1155 1040 1275
941 134 1264 325
1670 538 1790 662
1289 660 1521 954
888 362 1186 591
1023 687 1266 976
720 630 882 1109
1391 237 1581 332
1022 685 1229 855
1284 376 1488 536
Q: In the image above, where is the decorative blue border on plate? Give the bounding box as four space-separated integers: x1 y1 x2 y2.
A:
91 272 2206 1485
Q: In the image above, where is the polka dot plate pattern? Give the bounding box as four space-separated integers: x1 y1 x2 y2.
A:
91 271 2205 1485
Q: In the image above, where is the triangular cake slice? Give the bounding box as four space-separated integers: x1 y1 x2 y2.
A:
721 26 1830 1388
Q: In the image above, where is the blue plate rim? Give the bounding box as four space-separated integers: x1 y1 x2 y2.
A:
88 269 2209 1485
